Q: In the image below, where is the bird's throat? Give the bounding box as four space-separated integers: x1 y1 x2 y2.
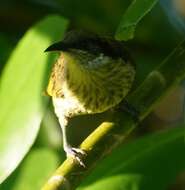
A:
47 52 90 98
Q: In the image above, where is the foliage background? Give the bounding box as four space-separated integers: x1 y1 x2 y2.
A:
0 0 185 189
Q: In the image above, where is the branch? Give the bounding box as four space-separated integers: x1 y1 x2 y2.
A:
41 40 185 190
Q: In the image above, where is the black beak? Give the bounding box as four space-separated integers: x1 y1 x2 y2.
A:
44 41 68 52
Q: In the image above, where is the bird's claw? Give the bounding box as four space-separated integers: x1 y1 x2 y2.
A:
65 146 86 167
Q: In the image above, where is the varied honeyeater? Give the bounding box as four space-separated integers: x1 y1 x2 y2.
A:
45 30 136 166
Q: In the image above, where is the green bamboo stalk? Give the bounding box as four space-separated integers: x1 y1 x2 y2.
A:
41 40 185 190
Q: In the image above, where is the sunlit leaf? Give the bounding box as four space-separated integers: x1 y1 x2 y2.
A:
0 15 68 183
0 149 60 190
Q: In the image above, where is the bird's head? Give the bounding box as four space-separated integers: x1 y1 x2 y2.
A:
45 30 132 68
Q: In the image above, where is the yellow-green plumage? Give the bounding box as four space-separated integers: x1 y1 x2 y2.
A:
45 31 135 166
47 50 135 118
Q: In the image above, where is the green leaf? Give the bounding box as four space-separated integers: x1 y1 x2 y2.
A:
115 0 159 41
81 175 142 190
78 126 185 190
0 15 68 183
0 148 60 190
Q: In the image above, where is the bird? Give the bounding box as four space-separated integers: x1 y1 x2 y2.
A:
45 30 136 166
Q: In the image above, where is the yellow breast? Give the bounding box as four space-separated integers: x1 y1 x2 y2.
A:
52 82 92 119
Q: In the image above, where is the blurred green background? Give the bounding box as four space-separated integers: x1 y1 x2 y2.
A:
0 0 185 189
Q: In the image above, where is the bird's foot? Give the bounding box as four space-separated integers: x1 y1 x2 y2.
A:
64 146 86 167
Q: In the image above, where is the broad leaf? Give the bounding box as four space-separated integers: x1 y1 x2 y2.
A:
0 149 60 190
0 15 68 183
115 0 159 40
